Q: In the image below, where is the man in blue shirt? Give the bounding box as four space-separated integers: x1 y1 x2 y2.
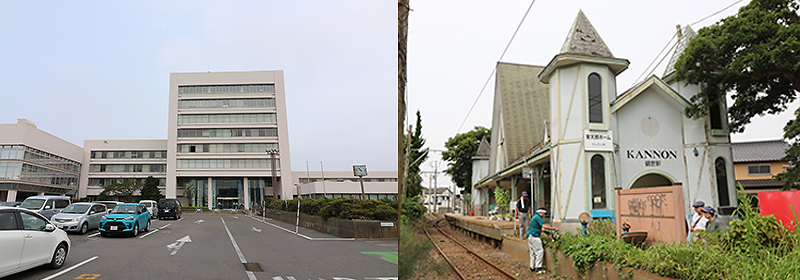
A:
526 208 557 273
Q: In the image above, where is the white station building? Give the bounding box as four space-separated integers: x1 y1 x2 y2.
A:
472 12 736 231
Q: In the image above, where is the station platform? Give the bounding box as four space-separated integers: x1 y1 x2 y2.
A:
444 214 517 248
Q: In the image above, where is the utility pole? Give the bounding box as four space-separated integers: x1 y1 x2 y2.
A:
267 149 279 200
320 161 327 199
398 0 410 223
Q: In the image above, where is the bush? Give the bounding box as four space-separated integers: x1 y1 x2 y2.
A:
262 198 398 221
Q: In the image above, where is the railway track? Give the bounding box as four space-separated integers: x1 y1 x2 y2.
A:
424 217 518 280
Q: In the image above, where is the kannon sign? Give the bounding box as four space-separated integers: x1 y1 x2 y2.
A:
626 149 679 167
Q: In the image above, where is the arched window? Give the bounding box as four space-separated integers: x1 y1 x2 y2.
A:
591 154 606 209
588 73 603 124
715 157 730 206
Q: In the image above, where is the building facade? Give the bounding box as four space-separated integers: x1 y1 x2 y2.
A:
731 140 789 194
472 12 737 233
167 71 293 209
80 140 168 198
0 119 83 202
292 171 397 200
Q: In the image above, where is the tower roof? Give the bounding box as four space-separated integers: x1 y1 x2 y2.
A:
559 10 614 58
663 25 697 78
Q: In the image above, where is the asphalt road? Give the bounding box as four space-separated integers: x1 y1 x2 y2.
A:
6 212 398 280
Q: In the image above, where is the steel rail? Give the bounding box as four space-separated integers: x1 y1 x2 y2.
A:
426 217 518 280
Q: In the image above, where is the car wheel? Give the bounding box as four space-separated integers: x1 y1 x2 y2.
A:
79 223 89 235
144 220 150 232
158 216 163 220
49 243 67 269
132 223 139 237
100 231 108 237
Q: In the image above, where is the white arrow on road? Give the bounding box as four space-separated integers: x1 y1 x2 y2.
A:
166 235 192 255
252 227 262 232
232 216 239 219
195 220 204 224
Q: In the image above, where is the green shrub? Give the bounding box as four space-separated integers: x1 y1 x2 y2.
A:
261 197 397 221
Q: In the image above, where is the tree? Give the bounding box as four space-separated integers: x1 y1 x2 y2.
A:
674 0 800 189
140 176 165 201
403 111 428 198
675 0 800 132
442 126 491 194
183 183 196 206
102 178 143 202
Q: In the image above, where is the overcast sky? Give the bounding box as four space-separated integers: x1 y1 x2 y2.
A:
408 0 799 190
0 1 395 172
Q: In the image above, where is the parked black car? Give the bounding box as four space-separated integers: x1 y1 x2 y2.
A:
157 198 182 220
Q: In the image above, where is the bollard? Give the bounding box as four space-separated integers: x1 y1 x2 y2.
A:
295 200 300 234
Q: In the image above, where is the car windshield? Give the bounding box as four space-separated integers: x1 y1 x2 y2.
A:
63 204 91 214
111 205 138 214
20 199 45 210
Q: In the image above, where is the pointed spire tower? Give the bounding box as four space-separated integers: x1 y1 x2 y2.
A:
663 25 697 80
538 11 630 225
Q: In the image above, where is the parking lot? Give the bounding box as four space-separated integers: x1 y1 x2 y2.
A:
8 212 398 280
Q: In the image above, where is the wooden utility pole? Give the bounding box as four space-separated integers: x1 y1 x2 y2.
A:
398 0 410 222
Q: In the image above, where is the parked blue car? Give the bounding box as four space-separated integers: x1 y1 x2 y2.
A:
99 203 150 237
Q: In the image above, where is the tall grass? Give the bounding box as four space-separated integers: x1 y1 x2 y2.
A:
547 186 800 279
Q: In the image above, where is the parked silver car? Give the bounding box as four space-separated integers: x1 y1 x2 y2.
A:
50 203 107 235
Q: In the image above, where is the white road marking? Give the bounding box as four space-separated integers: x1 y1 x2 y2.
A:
195 219 204 224
139 222 169 239
272 277 283 280
166 235 192 255
252 227 262 232
40 256 99 280
221 218 257 280
177 217 184 222
364 278 399 280
232 216 239 219
88 232 101 238
245 214 355 241
286 277 296 280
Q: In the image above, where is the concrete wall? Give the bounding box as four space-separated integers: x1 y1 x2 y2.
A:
261 209 397 239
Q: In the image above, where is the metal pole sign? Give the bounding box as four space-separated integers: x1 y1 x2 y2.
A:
353 165 367 200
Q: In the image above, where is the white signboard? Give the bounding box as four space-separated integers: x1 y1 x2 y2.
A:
584 130 613 152
380 222 394 227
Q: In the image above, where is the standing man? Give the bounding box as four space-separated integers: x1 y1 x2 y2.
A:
701 206 726 238
526 208 557 274
688 200 708 241
516 191 531 239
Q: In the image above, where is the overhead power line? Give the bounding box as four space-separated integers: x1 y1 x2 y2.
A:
456 0 538 133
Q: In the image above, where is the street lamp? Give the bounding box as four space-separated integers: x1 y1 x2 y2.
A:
267 149 279 200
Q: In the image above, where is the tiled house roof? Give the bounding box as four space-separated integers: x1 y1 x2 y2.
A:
731 139 788 163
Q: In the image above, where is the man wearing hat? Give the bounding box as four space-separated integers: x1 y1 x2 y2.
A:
516 191 532 239
688 200 708 241
526 207 557 274
701 206 726 238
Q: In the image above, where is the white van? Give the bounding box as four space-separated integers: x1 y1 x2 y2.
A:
19 196 72 220
139 200 158 219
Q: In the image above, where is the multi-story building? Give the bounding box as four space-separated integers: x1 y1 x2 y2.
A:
0 119 83 202
168 71 293 209
3 71 396 208
292 171 397 200
80 140 168 198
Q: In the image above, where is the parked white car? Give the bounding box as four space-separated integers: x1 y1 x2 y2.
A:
139 200 158 219
0 206 71 278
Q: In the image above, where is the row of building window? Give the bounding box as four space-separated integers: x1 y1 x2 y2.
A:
0 145 81 173
298 178 397 184
177 128 277 138
178 143 278 153
176 159 279 169
178 98 275 109
91 151 168 159
178 113 276 124
0 162 79 187
178 84 275 94
0 183 77 195
89 164 167 173
88 178 166 187
748 164 771 175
